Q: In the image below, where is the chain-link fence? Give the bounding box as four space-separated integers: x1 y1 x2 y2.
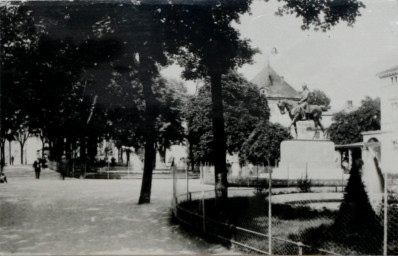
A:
384 174 398 255
172 164 398 255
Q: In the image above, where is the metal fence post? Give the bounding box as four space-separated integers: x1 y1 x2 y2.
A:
230 225 236 250
172 159 177 212
297 242 303 255
257 165 259 190
383 170 388 256
268 168 272 255
201 165 206 233
186 163 189 201
72 158 75 178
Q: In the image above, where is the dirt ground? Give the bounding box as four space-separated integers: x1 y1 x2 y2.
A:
0 166 233 255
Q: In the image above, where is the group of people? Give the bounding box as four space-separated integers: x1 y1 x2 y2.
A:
0 157 45 183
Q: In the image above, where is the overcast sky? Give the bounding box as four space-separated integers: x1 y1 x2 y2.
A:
161 0 398 109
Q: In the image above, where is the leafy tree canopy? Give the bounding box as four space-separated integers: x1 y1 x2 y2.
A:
308 89 331 110
327 97 380 145
273 0 365 31
158 1 257 80
240 122 292 165
185 71 269 164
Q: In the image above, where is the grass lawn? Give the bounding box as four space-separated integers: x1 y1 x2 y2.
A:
178 193 383 255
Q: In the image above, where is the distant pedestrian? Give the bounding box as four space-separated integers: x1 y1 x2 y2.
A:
111 157 116 167
33 159 41 179
59 155 67 180
0 172 7 183
11 156 14 165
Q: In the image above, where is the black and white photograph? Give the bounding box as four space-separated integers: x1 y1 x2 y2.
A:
0 0 397 254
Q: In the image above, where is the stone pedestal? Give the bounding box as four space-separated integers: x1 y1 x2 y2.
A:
273 140 344 180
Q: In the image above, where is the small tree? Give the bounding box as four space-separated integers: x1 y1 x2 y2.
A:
333 159 382 254
14 125 30 165
297 171 312 193
308 89 331 110
328 97 380 144
240 122 291 166
185 71 270 164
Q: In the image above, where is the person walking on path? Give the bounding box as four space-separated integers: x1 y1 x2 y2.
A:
33 159 41 179
11 156 14 165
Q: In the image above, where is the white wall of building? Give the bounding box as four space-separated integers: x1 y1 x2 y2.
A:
378 69 398 174
4 136 42 165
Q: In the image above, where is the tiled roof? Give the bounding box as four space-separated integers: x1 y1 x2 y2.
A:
251 65 300 99
377 65 398 78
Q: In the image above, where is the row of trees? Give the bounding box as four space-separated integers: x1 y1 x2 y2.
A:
0 4 188 204
186 71 292 167
1 0 365 204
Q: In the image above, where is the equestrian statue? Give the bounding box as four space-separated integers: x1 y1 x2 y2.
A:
277 84 328 139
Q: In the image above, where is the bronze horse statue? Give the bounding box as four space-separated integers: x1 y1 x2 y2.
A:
277 100 328 139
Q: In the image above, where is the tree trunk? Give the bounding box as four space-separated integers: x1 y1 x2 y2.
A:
19 141 24 165
138 71 158 204
48 138 53 152
158 145 166 164
8 139 12 164
188 142 195 172
0 138 5 171
126 149 130 167
210 73 228 199
80 136 87 178
117 146 122 163
40 137 45 158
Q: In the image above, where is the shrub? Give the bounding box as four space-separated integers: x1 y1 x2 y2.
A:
297 171 312 193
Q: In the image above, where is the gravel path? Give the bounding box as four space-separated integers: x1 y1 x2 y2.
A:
0 166 233 255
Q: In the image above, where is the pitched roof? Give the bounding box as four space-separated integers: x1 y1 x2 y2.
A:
251 65 300 100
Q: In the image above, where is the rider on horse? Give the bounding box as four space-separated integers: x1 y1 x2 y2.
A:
299 84 310 120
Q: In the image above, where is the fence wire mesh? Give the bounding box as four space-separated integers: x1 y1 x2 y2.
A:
386 175 398 255
173 165 398 255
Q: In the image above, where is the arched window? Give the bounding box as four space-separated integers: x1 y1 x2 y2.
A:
368 137 379 143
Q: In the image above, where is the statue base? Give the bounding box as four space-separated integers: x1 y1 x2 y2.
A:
273 140 345 180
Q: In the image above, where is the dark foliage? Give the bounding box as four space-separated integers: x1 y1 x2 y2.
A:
297 172 312 193
273 0 365 31
239 122 291 165
328 97 380 145
308 89 331 110
295 160 383 254
185 71 269 164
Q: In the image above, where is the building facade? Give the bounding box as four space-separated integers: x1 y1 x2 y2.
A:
362 65 398 175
